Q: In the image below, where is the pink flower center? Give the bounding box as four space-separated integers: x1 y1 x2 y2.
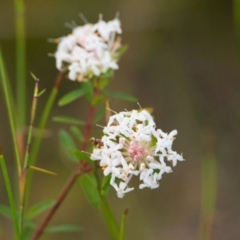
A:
128 141 146 162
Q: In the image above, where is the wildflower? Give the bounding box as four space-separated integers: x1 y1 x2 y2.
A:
54 14 123 82
90 109 184 198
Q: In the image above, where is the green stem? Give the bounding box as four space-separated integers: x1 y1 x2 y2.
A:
24 71 64 204
19 76 40 234
0 48 21 176
199 132 217 240
30 82 104 239
14 0 26 129
0 146 21 240
29 71 64 167
93 166 120 240
119 208 128 240
24 77 39 168
99 196 120 240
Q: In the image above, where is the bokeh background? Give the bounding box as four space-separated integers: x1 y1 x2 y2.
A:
1 0 240 239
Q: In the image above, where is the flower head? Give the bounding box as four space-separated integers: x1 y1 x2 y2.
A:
91 109 184 198
54 14 123 82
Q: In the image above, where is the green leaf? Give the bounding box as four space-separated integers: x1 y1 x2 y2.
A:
101 174 111 196
103 89 137 102
113 45 128 59
23 219 36 239
27 200 55 219
93 105 106 124
53 116 85 126
70 126 83 141
82 82 93 103
38 88 46 97
45 225 83 233
98 78 110 90
99 69 114 79
80 174 100 208
58 87 87 106
0 204 12 220
73 150 93 165
92 95 104 106
58 130 78 162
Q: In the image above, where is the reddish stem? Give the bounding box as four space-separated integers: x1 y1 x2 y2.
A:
81 85 99 152
81 105 95 151
31 166 92 240
31 86 99 240
17 131 25 167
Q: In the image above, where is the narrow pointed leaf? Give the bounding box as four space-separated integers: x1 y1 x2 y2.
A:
58 130 78 162
29 166 57 176
92 95 104 106
101 174 111 196
27 200 55 219
113 45 128 59
53 116 85 126
23 219 36 239
70 126 83 141
0 204 12 219
98 78 110 89
80 174 100 208
82 82 93 102
45 225 83 233
0 148 20 239
38 89 46 97
73 150 93 165
103 89 137 102
93 105 106 124
100 69 114 79
58 87 87 106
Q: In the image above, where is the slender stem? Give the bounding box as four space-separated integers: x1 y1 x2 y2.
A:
31 91 96 239
24 71 64 205
29 71 64 167
14 0 26 130
119 208 128 240
31 167 90 240
31 82 120 240
199 131 217 240
19 77 40 233
93 163 120 239
100 196 120 240
0 48 21 176
0 145 21 240
24 77 39 168
81 105 95 151
14 0 27 163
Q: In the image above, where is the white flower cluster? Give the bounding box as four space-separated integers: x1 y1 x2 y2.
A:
91 109 184 198
54 15 122 81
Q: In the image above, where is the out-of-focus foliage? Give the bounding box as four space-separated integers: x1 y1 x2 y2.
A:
0 0 240 239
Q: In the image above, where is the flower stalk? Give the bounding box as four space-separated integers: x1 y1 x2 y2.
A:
24 71 65 205
31 85 98 239
19 75 41 232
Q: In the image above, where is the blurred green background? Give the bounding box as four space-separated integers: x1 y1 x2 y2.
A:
1 0 240 239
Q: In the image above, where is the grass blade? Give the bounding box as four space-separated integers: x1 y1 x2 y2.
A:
0 145 21 239
0 47 21 176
